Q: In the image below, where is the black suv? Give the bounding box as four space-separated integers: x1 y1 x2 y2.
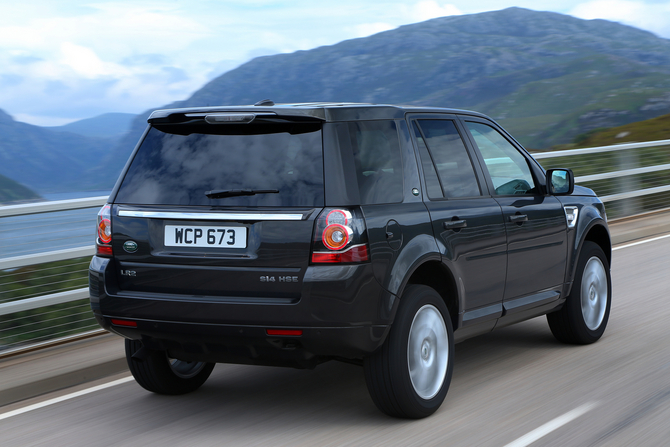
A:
89 102 611 418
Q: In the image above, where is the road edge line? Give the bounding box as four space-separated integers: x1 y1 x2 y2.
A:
613 233 670 251
0 376 133 422
502 402 598 447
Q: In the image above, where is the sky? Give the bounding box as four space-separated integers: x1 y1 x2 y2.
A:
1 0 669 126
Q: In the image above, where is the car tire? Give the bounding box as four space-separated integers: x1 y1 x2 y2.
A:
364 285 454 418
125 339 215 395
547 241 611 344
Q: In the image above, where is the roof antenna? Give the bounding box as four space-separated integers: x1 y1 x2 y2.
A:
254 99 275 106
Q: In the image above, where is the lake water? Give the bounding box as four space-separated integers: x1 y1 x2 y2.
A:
1 191 111 259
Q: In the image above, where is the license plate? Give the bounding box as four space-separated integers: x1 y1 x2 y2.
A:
164 225 247 248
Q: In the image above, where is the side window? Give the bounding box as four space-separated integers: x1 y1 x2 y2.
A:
412 122 443 199
414 119 481 199
465 122 536 196
349 121 403 204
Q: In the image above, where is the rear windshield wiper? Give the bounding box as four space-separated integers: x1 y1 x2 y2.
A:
205 189 279 199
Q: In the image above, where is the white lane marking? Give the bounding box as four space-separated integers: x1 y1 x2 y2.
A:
503 402 598 447
0 376 134 422
614 233 670 251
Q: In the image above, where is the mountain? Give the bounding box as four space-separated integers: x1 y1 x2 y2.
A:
47 113 136 138
154 7 670 149
5 7 670 194
0 109 116 193
0 172 41 204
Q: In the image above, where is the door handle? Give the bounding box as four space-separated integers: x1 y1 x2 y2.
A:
443 220 467 229
509 214 528 223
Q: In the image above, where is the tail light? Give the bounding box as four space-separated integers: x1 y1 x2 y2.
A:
96 204 113 256
311 208 369 263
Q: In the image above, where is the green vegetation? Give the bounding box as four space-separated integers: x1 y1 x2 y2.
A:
563 113 670 149
0 257 97 351
0 173 41 204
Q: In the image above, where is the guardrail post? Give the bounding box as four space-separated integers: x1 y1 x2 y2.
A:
618 149 640 216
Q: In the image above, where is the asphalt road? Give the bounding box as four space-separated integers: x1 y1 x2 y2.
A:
1 236 669 446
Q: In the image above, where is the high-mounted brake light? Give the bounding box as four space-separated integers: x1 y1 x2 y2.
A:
204 113 256 124
311 208 369 264
96 204 113 257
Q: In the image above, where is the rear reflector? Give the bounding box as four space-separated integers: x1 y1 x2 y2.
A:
111 319 137 328
266 329 303 336
97 245 113 256
311 244 369 263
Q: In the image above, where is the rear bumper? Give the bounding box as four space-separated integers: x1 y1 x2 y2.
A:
89 256 395 365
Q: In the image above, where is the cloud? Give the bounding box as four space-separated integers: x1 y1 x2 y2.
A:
570 0 670 38
60 42 122 78
0 1 666 126
11 55 43 65
0 3 220 123
410 1 463 21
353 22 397 38
121 54 170 67
246 48 282 60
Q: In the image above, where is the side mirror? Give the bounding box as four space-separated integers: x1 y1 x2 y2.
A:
546 168 574 195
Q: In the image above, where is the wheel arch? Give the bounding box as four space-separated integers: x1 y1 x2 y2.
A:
564 219 611 297
397 260 460 331
565 198 611 289
583 223 612 266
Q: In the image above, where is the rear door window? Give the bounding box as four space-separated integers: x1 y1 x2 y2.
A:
413 119 481 199
115 123 324 207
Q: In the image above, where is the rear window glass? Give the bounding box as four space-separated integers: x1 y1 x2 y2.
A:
115 123 324 207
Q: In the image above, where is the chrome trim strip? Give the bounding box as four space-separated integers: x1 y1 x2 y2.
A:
117 210 305 221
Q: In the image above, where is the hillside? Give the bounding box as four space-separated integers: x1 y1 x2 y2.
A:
0 110 117 193
564 112 670 148
47 113 136 138
166 7 670 149
5 7 670 193
0 173 41 204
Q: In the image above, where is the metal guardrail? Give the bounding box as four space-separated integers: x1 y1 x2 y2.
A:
0 288 90 315
0 196 109 218
1 139 670 353
532 139 670 158
532 139 670 215
0 197 106 318
1 196 107 352
0 246 95 271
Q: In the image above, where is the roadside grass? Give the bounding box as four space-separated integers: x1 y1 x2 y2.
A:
0 257 97 351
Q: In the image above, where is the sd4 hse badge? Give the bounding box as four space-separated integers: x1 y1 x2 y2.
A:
260 276 299 283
